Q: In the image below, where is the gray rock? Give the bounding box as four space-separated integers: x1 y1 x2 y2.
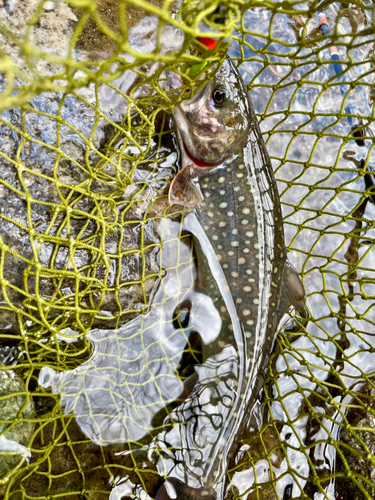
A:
0 362 35 493
0 99 178 334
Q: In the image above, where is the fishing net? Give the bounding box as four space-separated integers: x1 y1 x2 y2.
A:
0 0 374 498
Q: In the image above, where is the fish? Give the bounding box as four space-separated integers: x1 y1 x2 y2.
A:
154 57 306 499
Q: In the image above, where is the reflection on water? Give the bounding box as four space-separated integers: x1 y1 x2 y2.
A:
39 217 223 446
228 3 375 499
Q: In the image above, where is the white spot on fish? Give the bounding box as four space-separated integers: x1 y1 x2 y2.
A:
219 221 226 227
246 231 254 237
243 248 249 253
238 196 245 202
243 309 250 316
243 286 252 292
253 298 259 305
236 173 244 178
242 208 250 215
228 250 234 256
231 241 239 247
246 319 254 326
238 257 246 264
208 212 214 218
227 211 234 217
219 202 228 209
231 271 238 278
218 177 225 183
241 220 249 225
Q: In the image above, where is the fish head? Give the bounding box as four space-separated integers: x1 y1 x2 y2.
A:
173 58 251 170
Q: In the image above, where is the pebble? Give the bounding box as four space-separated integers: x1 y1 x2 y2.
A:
43 1 55 11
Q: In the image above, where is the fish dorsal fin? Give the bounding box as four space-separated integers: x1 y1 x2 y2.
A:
277 260 307 320
169 164 203 208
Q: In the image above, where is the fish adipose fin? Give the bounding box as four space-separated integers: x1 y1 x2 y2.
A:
277 260 308 325
169 164 204 207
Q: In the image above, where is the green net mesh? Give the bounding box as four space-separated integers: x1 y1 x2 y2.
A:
0 0 374 498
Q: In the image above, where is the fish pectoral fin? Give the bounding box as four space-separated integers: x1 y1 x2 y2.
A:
168 164 203 207
277 260 309 324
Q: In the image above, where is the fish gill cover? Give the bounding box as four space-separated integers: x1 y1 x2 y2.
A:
0 0 374 499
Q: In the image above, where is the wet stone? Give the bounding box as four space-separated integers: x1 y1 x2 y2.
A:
0 101 178 334
0 362 35 494
16 409 161 500
225 424 284 500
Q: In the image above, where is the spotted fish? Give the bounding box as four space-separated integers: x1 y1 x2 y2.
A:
155 58 306 500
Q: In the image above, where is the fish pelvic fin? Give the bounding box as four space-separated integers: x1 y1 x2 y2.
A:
169 164 203 208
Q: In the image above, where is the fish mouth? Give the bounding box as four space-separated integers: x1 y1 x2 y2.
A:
182 141 225 170
173 106 229 169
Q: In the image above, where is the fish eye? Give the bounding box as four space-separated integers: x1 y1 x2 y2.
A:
212 88 229 107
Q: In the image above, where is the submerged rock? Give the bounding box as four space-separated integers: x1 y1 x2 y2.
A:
335 381 375 500
0 362 35 494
